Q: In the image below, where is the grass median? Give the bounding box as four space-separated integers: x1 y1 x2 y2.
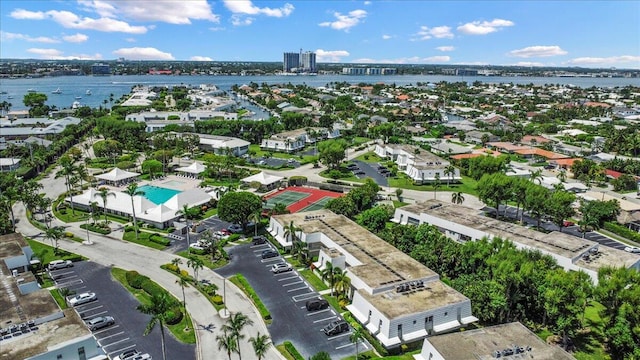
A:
229 273 271 324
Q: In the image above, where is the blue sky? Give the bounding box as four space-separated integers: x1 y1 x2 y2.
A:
1 0 639 69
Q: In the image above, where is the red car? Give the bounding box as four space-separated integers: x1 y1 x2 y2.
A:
563 221 575 227
219 229 232 236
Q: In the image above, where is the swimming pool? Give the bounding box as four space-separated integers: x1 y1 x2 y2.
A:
138 185 181 205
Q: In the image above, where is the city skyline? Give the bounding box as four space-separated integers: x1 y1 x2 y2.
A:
0 1 639 69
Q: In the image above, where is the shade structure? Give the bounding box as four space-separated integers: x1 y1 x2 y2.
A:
241 171 284 186
95 167 140 184
176 161 206 174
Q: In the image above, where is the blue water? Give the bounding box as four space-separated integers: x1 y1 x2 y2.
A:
137 185 181 205
1 74 637 111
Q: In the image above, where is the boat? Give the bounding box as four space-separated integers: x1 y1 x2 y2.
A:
7 95 13 99
72 101 81 109
75 95 82 100
85 89 92 96
52 87 62 94
27 88 36 93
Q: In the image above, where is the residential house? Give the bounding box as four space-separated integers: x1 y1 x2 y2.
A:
374 144 461 184
261 127 339 153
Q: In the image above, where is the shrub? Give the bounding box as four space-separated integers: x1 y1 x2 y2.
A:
127 271 148 289
149 234 171 246
190 248 207 255
283 341 305 360
64 232 74 238
141 279 164 297
211 295 223 305
203 284 219 297
164 263 179 273
164 308 183 325
604 222 640 242
228 234 241 242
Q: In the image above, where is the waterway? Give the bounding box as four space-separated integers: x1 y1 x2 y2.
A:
0 74 638 111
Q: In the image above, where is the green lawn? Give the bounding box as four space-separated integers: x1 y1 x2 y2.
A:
26 239 85 264
122 230 167 250
111 268 196 344
176 250 229 269
49 289 69 309
298 269 329 291
248 144 318 163
353 151 383 163
574 302 610 360
388 174 479 196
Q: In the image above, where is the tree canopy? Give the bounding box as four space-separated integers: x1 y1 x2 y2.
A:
217 192 263 228
318 139 348 170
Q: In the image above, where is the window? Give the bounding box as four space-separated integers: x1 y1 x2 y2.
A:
57 356 63 360
426 316 433 323
444 312 448 317
397 324 403 338
78 346 86 360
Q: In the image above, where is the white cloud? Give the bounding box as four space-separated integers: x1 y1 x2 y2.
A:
125 37 136 43
382 34 392 40
319 9 367 32
191 56 212 61
112 47 175 60
514 61 545 67
63 33 88 43
413 25 453 40
364 1 372 5
436 46 455 52
33 10 150 34
209 26 226 32
509 45 567 58
223 1 294 17
231 15 254 26
457 18 514 35
27 48 102 60
10 9 46 20
566 55 640 68
315 49 350 62
79 0 219 24
352 55 450 64
1 31 59 43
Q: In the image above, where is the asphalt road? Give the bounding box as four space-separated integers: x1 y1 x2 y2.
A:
54 261 196 360
352 160 388 186
215 243 368 359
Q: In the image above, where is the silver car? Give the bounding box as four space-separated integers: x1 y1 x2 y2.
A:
85 316 115 331
68 292 97 306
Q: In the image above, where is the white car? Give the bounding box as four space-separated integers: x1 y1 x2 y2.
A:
624 246 640 253
68 292 97 306
189 243 206 251
130 354 152 360
271 263 293 274
113 349 140 360
48 259 73 271
85 316 114 331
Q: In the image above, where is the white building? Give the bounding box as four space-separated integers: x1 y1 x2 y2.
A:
0 158 20 172
415 322 575 360
374 144 461 184
392 200 640 284
261 127 340 153
268 210 477 349
197 134 250 156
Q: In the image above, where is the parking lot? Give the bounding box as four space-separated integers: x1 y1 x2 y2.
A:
167 215 233 254
215 242 368 359
351 160 389 186
50 261 196 360
247 156 301 169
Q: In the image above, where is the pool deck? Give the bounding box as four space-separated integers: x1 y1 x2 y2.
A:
145 175 202 191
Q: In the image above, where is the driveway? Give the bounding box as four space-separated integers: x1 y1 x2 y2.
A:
53 261 195 360
215 243 368 359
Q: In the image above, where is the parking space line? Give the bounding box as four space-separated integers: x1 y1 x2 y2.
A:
282 281 303 287
327 332 352 341
83 310 108 318
261 258 281 263
313 315 337 323
56 279 84 287
101 337 131 349
108 344 136 355
74 301 100 310
93 325 119 336
97 331 125 342
287 286 309 293
69 285 87 291
306 309 332 316
292 293 318 302
336 340 363 350
277 275 299 281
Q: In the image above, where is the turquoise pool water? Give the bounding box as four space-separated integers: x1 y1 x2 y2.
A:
137 185 181 205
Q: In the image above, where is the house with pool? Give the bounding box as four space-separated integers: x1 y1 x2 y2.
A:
67 178 214 229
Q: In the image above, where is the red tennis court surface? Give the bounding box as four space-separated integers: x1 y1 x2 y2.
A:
263 186 343 213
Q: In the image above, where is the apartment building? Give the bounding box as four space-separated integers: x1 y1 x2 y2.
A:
261 127 340 153
374 144 461 184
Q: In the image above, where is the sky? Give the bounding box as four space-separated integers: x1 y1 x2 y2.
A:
1 0 639 69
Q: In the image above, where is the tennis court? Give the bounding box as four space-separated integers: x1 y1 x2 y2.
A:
298 197 335 212
264 191 310 209
263 186 343 213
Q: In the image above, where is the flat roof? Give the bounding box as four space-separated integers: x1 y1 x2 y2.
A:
0 233 28 258
360 280 469 319
401 201 640 269
425 322 575 360
273 210 437 288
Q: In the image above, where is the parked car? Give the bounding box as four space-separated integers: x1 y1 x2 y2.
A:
189 243 206 251
306 298 329 311
227 224 244 234
257 160 266 165
114 349 140 360
624 246 640 253
48 259 73 271
252 236 267 245
261 249 279 259
85 316 114 331
562 220 575 227
130 354 152 360
271 263 293 273
323 320 349 336
219 229 232 236
69 292 97 306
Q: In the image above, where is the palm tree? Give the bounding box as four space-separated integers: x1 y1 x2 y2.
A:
444 164 456 186
216 329 238 360
56 156 78 214
433 173 441 199
222 312 254 360
76 164 90 189
175 277 190 330
176 204 194 252
171 257 183 273
557 169 567 183
45 226 65 254
320 262 337 296
350 325 365 360
94 187 116 224
123 183 145 241
333 268 351 300
529 169 543 185
137 293 177 360
249 332 271 360
187 256 204 283
248 209 261 237
451 191 465 204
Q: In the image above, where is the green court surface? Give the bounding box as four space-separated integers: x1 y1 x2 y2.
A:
265 191 309 208
299 197 334 212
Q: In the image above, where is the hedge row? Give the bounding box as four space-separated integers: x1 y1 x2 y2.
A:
283 341 305 360
79 223 111 235
604 222 640 243
230 274 271 321
124 270 183 325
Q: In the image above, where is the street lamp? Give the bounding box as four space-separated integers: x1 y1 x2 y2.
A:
84 212 92 245
221 277 229 318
